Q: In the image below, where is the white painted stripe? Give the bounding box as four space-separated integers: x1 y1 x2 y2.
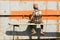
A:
46 25 57 32
0 1 11 15
47 2 57 10
10 1 47 10
40 37 60 39
18 36 59 39
0 1 10 11
0 1 60 11
32 36 38 39
58 2 60 10
19 36 29 39
44 20 57 32
47 20 57 24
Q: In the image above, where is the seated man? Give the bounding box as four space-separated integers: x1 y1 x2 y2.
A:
29 3 44 35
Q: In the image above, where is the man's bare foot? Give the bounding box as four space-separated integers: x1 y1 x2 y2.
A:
31 32 36 35
41 32 45 35
41 29 45 35
31 29 36 35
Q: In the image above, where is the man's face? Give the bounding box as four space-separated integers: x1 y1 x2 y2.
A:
33 4 38 9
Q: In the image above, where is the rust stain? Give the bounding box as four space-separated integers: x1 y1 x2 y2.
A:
9 10 60 20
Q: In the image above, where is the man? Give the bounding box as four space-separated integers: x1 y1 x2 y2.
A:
29 3 44 35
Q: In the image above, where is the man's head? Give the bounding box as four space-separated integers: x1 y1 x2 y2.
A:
33 3 38 10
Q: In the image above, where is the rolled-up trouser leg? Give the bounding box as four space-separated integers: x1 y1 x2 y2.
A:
40 25 43 29
40 25 45 35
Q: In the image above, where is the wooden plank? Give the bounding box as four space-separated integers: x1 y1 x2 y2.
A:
8 23 60 25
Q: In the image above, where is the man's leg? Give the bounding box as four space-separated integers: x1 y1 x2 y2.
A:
30 25 36 35
40 25 45 35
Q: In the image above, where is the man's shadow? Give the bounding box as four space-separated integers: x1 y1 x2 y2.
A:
6 25 41 39
6 25 60 40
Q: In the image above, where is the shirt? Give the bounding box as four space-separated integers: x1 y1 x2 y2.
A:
30 9 42 23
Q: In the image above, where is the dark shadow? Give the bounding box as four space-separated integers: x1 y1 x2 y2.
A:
6 25 60 39
6 31 60 36
6 25 42 39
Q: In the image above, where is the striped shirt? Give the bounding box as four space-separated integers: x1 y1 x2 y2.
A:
30 9 42 23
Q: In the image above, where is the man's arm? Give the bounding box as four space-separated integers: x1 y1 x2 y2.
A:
30 12 35 20
39 11 42 18
31 15 33 20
